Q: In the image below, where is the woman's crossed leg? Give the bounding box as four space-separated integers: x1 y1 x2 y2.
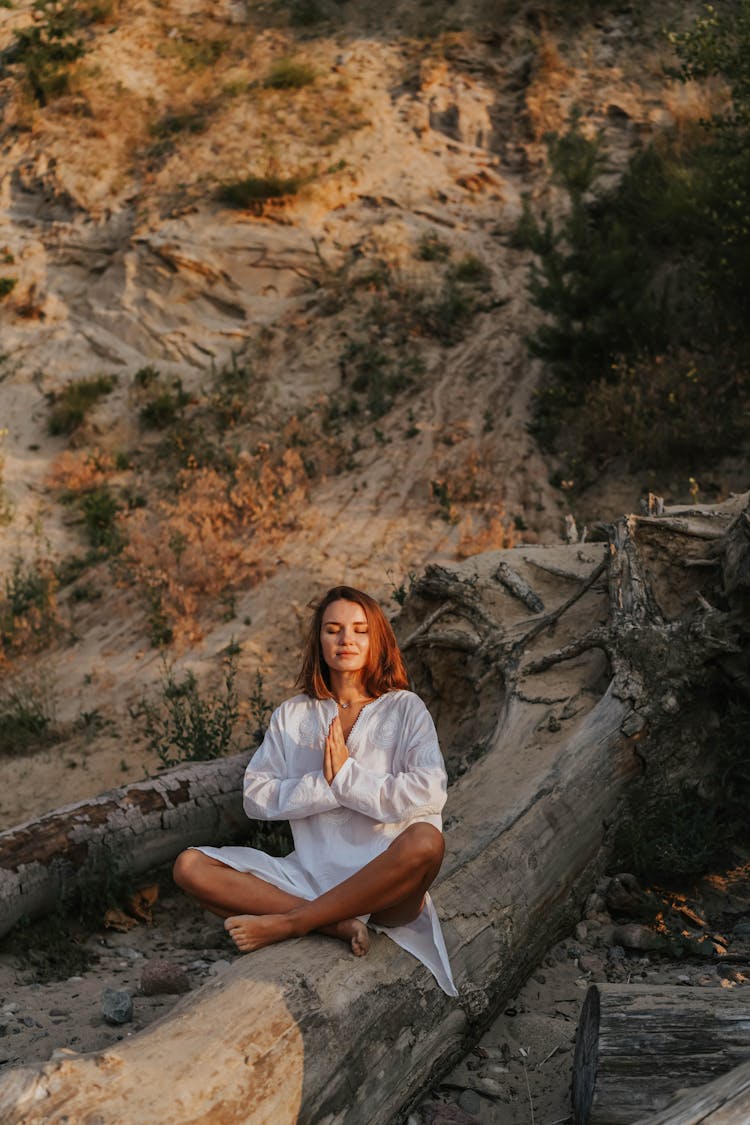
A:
173 822 444 956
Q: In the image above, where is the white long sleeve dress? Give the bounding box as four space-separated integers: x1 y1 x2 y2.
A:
194 688 458 997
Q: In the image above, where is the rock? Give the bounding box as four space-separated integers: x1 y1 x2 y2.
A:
2 1004 20 1015
421 1101 476 1125
607 945 626 963
586 892 606 916
605 873 645 916
612 924 666 952
732 918 750 937
102 988 133 1025
458 1089 481 1115
575 921 588 942
208 959 231 976
48 1008 70 1017
140 959 191 996
579 955 603 975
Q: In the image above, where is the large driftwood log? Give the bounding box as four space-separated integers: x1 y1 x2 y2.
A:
572 984 750 1125
0 496 747 1123
0 754 251 938
633 1058 750 1125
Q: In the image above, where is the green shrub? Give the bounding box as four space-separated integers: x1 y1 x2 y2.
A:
0 672 60 755
11 0 86 105
450 254 491 287
563 354 748 480
264 57 316 89
1 557 59 651
289 0 325 26
138 377 189 429
132 655 243 768
160 35 225 71
212 353 254 427
79 485 122 551
417 233 451 262
415 280 477 344
341 340 423 418
47 374 117 436
216 174 302 209
0 278 16 299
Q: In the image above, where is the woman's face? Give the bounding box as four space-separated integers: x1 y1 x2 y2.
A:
320 599 370 677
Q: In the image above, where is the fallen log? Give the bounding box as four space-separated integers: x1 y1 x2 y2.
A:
633 1057 750 1125
0 497 747 1123
0 753 252 938
572 983 750 1125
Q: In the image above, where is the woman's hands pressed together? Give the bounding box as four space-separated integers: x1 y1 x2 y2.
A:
324 714 349 784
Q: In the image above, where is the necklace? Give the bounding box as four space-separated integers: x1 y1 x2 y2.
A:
335 696 369 710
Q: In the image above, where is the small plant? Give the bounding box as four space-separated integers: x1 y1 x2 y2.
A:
247 670 273 743
1 557 59 653
145 585 174 647
216 173 302 210
211 353 254 427
450 254 491 287
289 0 325 26
0 278 16 299
0 671 60 755
132 654 241 768
2 911 95 983
79 485 122 551
264 57 316 90
47 374 117 437
417 233 451 262
159 34 225 71
138 376 190 429
11 0 87 105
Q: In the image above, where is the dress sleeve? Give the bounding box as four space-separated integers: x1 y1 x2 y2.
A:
243 705 340 821
330 696 447 823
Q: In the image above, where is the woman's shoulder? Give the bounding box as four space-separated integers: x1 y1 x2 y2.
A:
273 692 325 717
379 689 429 714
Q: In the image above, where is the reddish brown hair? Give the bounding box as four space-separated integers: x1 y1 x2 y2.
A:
296 586 409 700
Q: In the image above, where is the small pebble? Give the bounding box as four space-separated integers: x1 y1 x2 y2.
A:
48 1009 70 1018
458 1089 481 1115
140 960 191 996
102 988 133 1026
208 959 231 976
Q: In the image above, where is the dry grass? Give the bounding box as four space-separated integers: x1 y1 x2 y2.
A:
124 447 309 645
46 449 116 494
662 77 731 153
456 506 518 558
525 36 573 140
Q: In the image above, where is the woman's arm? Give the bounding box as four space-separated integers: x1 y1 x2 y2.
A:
329 698 447 824
243 707 341 821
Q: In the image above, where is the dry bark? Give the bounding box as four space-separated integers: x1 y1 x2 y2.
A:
572 983 750 1125
0 754 252 938
0 495 747 1124
633 1058 750 1125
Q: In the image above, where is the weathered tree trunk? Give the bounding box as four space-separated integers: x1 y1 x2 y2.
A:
0 753 252 937
633 1058 750 1125
0 496 747 1124
572 984 750 1125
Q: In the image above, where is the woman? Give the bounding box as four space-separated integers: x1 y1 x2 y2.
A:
173 585 457 996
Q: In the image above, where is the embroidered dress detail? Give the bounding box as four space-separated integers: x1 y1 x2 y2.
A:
195 689 457 997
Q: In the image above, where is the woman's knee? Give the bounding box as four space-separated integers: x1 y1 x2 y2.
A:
395 823 445 867
173 848 205 891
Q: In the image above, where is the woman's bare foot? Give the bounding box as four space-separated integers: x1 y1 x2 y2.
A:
224 913 295 952
332 918 370 957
